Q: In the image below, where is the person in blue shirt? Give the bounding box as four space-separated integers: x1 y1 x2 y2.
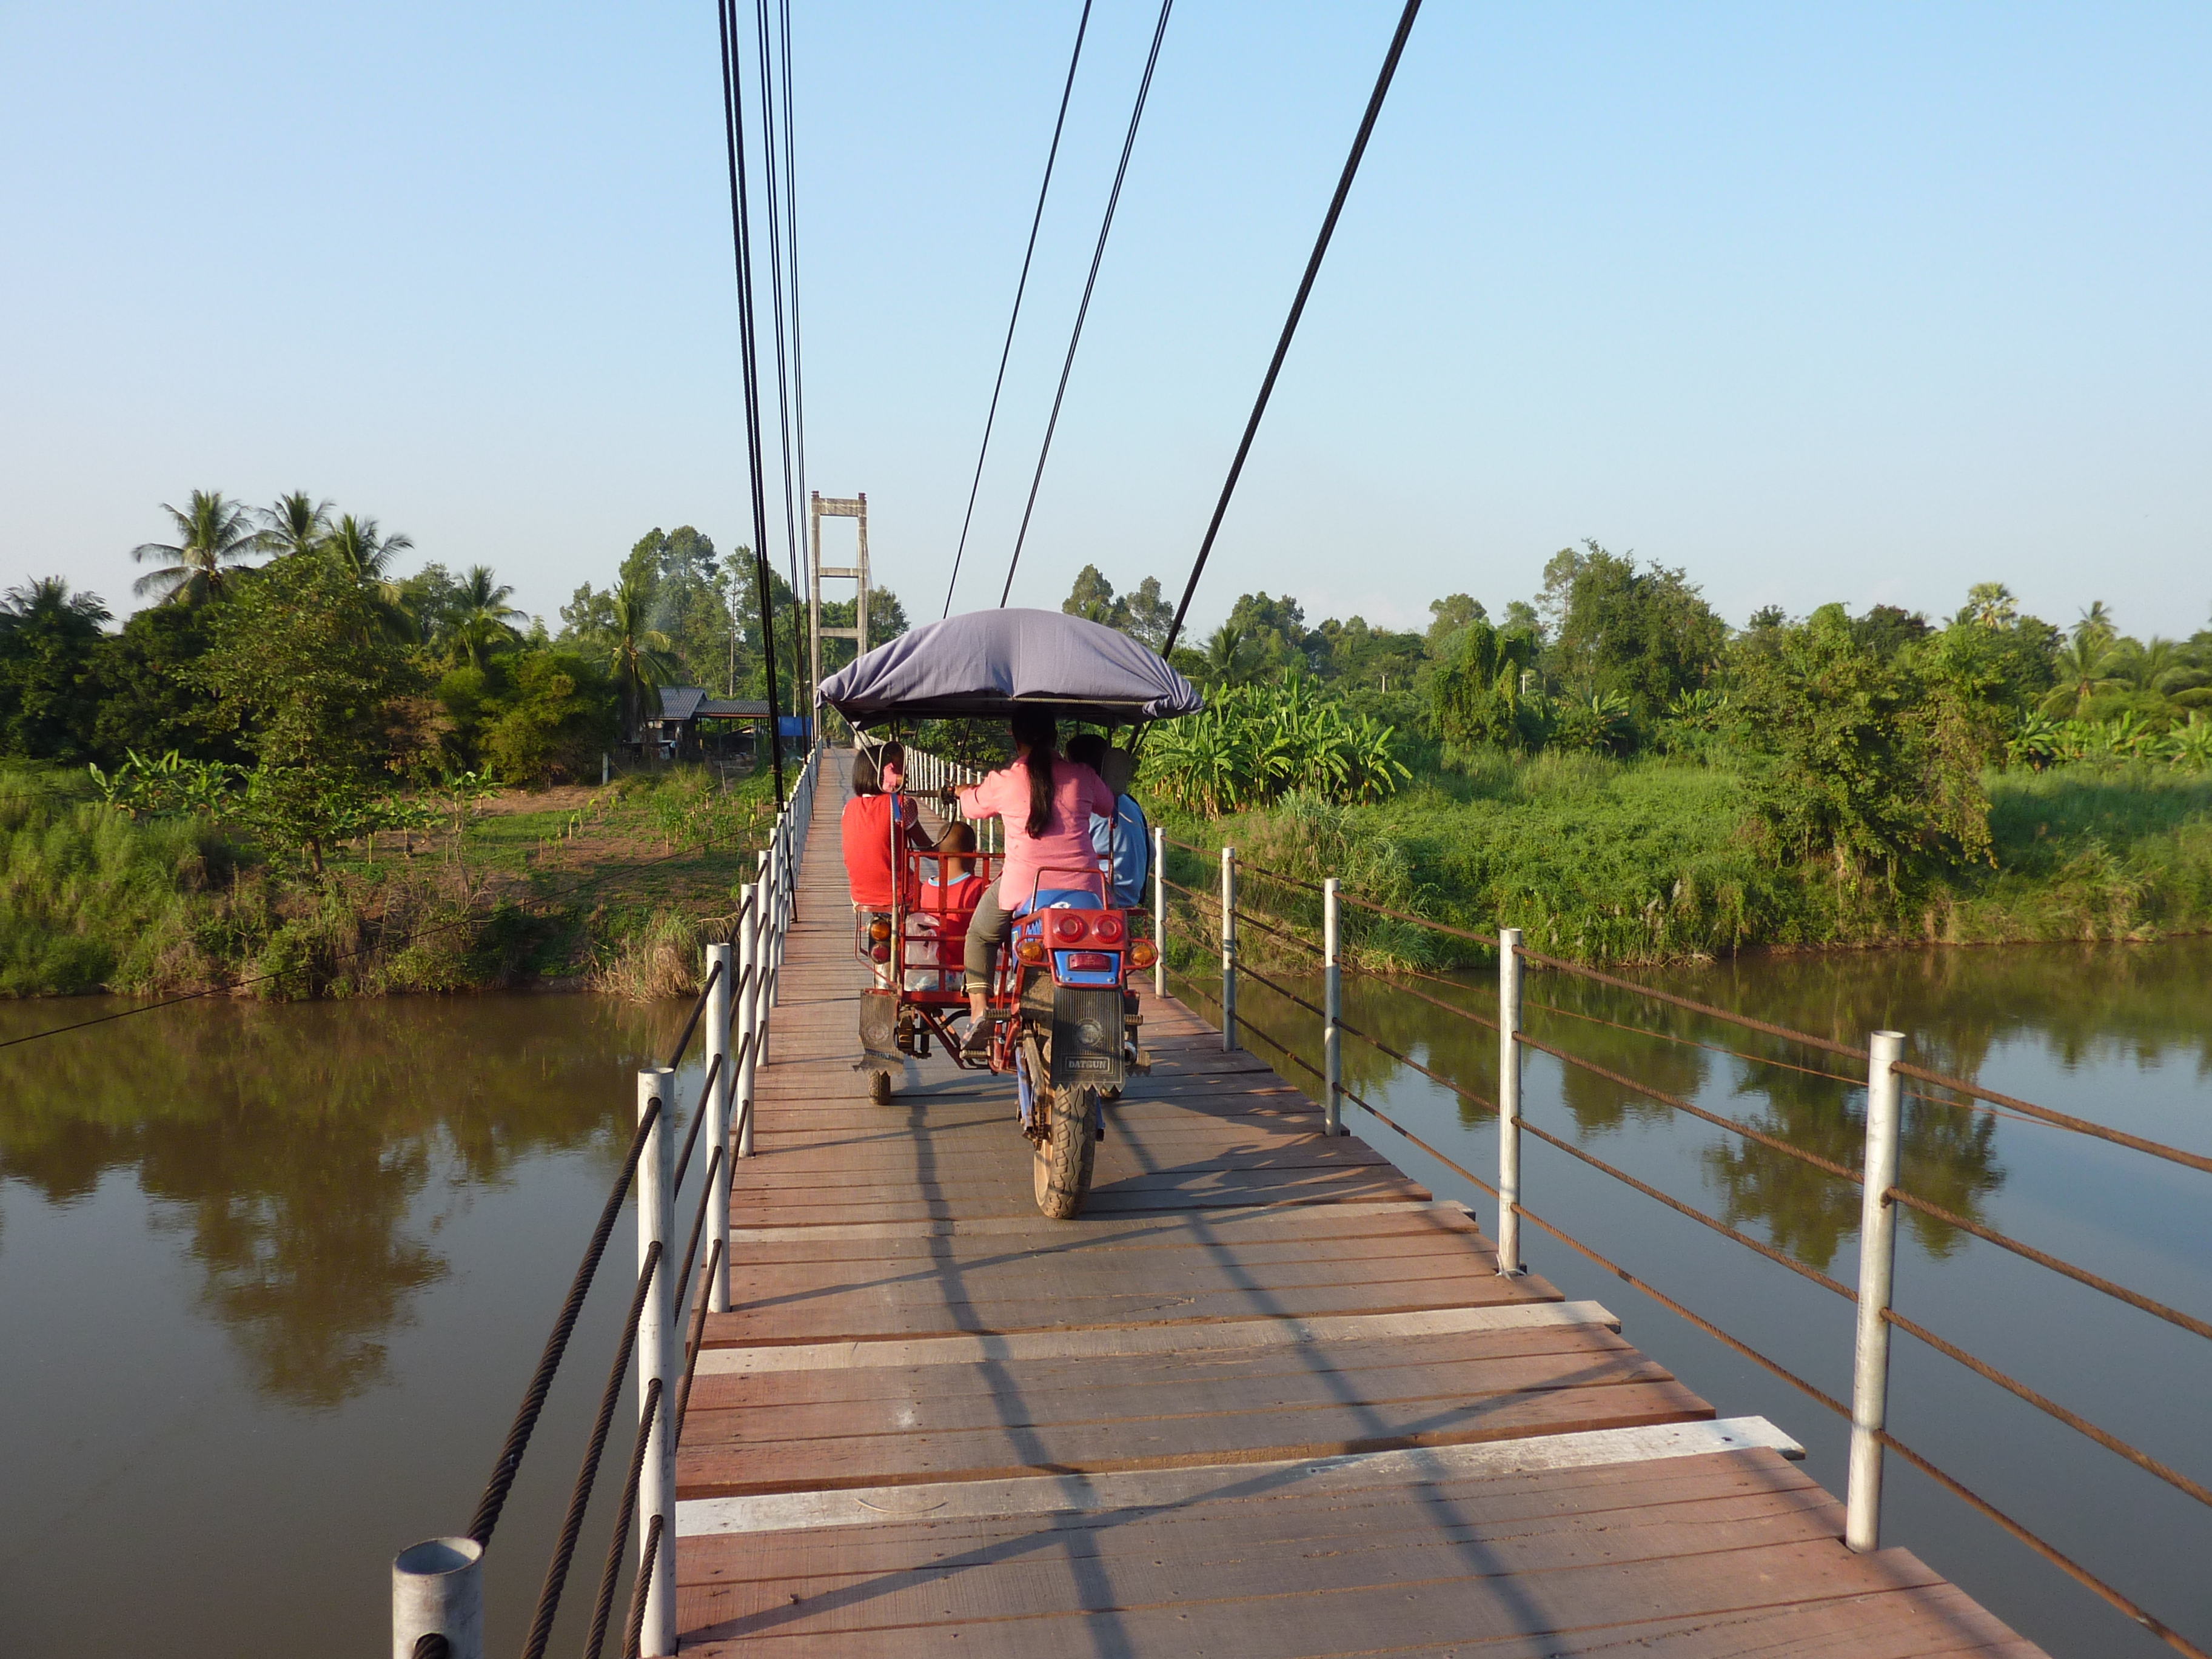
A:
1065 732 1149 909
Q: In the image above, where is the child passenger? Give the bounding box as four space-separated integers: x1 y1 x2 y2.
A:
907 822 987 991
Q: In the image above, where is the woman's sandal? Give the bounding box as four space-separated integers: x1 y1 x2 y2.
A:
960 1018 996 1062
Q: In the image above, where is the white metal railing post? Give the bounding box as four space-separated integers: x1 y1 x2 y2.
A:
1496 927 1523 1274
704 941 733 1313
1151 825 1167 997
390 1537 483 1659
635 1066 677 1655
736 883 760 1159
1323 878 1342 1136
1848 1029 1907 1552
1219 846 1238 1052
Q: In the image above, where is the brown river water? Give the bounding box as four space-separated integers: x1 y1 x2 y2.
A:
1 942 2208 1655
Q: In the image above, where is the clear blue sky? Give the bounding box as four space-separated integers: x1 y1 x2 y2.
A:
3 2 2207 642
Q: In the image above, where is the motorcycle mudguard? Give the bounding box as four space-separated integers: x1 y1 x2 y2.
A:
1050 986 1124 1090
858 989 900 1065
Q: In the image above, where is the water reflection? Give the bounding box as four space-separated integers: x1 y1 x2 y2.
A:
0 996 680 1408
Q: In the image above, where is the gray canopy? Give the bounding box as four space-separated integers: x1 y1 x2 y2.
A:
817 608 1203 727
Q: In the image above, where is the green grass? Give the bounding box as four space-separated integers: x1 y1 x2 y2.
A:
1156 755 2212 968
0 760 781 999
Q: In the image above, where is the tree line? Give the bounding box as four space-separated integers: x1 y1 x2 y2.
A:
0 488 907 868
1059 552 2212 889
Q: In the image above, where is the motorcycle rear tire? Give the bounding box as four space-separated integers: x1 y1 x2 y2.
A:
1032 1082 1098 1219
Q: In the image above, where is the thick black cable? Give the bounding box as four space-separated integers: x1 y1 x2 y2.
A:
466 1095 663 1547
518 1241 661 1659
1161 0 1424 655
998 0 1174 606
755 0 803 662
777 0 813 709
717 0 786 802
586 1375 661 1659
943 0 1095 617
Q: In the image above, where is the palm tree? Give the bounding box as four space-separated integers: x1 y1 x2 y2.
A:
451 565 528 670
324 512 417 640
255 492 335 558
605 574 678 742
324 513 414 585
1200 623 1253 689
2043 629 2117 717
130 490 260 605
2077 600 2115 642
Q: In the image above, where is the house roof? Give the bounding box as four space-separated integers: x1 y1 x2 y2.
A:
657 686 707 722
697 698 771 719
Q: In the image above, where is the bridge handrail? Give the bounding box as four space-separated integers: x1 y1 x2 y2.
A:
1158 840 2212 1659
391 740 825 1659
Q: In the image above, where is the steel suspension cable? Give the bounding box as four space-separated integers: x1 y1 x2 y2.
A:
717 0 785 802
777 0 809 666
1160 0 1424 656
754 0 811 711
943 0 1096 617
998 0 1174 606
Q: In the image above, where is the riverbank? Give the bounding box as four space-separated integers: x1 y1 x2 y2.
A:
1157 755 2212 970
0 763 776 999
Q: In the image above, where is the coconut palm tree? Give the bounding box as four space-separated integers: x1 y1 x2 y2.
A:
255 492 335 559
2042 629 2122 717
605 574 678 742
324 513 414 585
130 490 261 605
324 512 417 640
450 565 529 670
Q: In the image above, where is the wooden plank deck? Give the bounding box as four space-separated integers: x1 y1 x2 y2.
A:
675 751 2046 1657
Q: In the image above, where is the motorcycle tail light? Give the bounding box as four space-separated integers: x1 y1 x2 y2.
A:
1092 913 1124 943
1128 939 1158 970
1052 913 1087 942
870 943 891 963
1066 951 1113 971
868 918 891 942
1016 938 1047 965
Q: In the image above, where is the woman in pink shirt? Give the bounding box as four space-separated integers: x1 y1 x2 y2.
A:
950 709 1116 1056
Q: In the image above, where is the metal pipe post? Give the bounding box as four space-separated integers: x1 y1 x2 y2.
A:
736 885 760 1159
1219 846 1238 1053
703 942 733 1312
1496 927 1523 1274
391 1537 483 1659
1151 825 1167 998
1323 878 1342 1136
1848 1029 1906 1552
635 1067 677 1654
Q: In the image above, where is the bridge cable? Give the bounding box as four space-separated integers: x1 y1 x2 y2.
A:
718 0 786 801
1159 0 1423 657
777 0 813 707
997 0 1175 608
754 0 812 716
940 0 1096 618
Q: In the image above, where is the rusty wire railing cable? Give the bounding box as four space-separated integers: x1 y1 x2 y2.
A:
1883 1185 2212 1342
518 1239 662 1659
675 1237 728 1435
1882 1305 2212 1511
1873 1426 2212 1659
1514 1031 1865 1185
625 1513 667 1658
1892 1060 2212 1176
671 1051 724 1196
1369 964 1500 1032
662 956 725 1071
464 1093 664 1548
586 1374 663 1659
1515 944 1871 1062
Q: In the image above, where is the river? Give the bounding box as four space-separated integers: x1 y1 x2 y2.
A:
0 943 2206 1655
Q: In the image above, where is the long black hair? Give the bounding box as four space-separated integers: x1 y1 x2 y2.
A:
1009 708 1057 838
